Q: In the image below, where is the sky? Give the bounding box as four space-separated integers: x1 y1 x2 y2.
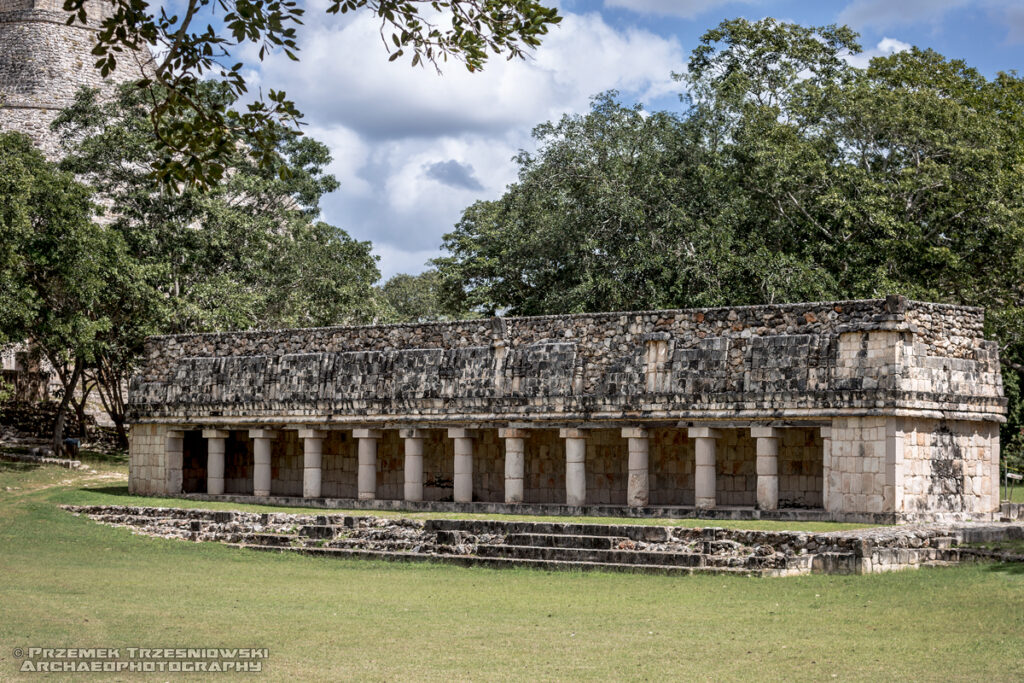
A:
239 0 1024 280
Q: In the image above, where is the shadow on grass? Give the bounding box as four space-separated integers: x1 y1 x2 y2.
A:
985 561 1024 575
77 450 128 466
77 485 131 496
0 460 41 472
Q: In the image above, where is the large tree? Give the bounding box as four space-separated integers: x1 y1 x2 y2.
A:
65 0 561 187
435 18 1024 461
0 131 128 449
47 83 382 444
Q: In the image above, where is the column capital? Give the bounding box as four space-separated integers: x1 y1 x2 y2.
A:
248 429 277 440
202 429 230 439
298 428 327 440
447 428 477 439
352 428 384 439
399 428 427 439
499 428 531 439
688 427 721 439
621 427 649 439
750 426 780 439
559 428 588 439
820 426 832 439
165 429 185 439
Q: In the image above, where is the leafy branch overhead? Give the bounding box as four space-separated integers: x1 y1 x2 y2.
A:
61 0 561 187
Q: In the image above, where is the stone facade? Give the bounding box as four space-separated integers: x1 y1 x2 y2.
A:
127 297 1007 522
0 0 145 156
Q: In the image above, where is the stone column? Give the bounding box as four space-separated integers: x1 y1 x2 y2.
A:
560 428 587 506
248 429 276 497
499 428 528 503
820 425 832 511
165 430 184 495
448 428 475 503
353 428 383 500
202 429 230 495
400 428 425 502
298 428 326 499
751 426 780 510
688 427 721 509
621 427 649 507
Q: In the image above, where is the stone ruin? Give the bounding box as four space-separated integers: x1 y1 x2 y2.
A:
0 0 146 156
126 296 1007 523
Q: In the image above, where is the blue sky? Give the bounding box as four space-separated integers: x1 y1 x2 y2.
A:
242 0 1024 279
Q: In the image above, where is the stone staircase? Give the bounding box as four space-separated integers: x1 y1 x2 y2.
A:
62 505 1024 577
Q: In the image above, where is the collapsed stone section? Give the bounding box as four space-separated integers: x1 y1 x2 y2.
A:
127 297 1007 523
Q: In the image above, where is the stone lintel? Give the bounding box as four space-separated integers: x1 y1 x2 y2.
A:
498 428 531 439
352 428 384 440
201 429 230 439
688 427 722 439
399 428 427 439
750 426 780 439
298 428 327 440
559 428 587 439
248 429 277 440
447 428 477 439
165 429 185 440
621 427 649 439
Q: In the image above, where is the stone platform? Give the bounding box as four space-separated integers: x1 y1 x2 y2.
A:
179 492 839 522
64 505 1024 577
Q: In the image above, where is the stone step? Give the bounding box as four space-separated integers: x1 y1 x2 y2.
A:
425 518 671 542
235 544 769 576
503 533 624 550
474 543 708 568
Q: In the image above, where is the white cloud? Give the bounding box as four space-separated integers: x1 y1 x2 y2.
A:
604 0 757 20
844 37 912 69
252 9 685 277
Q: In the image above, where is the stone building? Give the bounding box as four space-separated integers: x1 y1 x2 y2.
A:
126 297 1006 523
0 0 145 155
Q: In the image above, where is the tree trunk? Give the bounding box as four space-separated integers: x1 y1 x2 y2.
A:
52 359 83 453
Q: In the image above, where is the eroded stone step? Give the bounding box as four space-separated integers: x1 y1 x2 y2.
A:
474 543 706 567
235 544 768 576
425 518 671 542
503 533 624 550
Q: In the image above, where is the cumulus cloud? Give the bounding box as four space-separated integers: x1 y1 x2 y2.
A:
844 37 912 69
604 0 757 20
249 9 685 277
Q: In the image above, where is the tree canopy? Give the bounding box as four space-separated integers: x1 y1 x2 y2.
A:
65 0 561 187
434 17 1024 460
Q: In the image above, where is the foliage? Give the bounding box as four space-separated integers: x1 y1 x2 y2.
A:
378 269 472 322
435 17 1024 446
63 0 561 187
0 132 124 447
43 83 382 443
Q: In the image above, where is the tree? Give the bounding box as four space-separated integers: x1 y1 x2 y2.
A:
49 83 383 444
64 0 561 187
435 18 1024 452
378 269 470 322
0 131 126 449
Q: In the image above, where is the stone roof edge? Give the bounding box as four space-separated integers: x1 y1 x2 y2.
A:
141 297 983 344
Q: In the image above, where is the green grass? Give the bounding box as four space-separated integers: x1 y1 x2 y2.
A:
1 463 1023 681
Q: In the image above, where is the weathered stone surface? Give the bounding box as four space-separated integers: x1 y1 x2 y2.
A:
127 298 1005 424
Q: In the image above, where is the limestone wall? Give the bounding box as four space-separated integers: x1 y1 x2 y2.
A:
128 297 1006 425
0 0 145 156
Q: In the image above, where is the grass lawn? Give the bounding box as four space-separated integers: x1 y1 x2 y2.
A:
1 460 1023 681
